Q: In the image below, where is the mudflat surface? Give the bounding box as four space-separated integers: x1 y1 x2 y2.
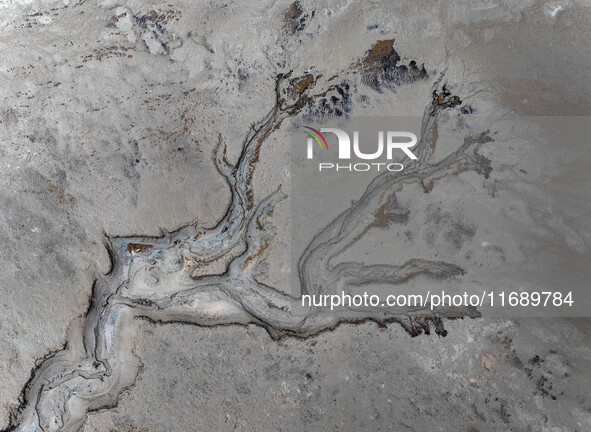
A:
1 1 590 431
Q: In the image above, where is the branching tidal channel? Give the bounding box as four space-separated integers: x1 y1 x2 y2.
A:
5 70 493 432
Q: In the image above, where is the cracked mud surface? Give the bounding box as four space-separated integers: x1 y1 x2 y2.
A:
1 1 591 431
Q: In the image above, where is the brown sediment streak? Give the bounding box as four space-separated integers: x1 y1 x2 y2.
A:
242 244 269 270
127 243 153 254
221 143 230 167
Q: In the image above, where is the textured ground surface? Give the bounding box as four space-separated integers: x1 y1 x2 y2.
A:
1 0 590 431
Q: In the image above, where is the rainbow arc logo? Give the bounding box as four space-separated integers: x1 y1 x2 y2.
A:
302 127 328 150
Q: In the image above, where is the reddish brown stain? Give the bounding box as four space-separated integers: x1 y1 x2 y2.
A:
242 243 268 269
361 39 399 71
127 243 153 254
